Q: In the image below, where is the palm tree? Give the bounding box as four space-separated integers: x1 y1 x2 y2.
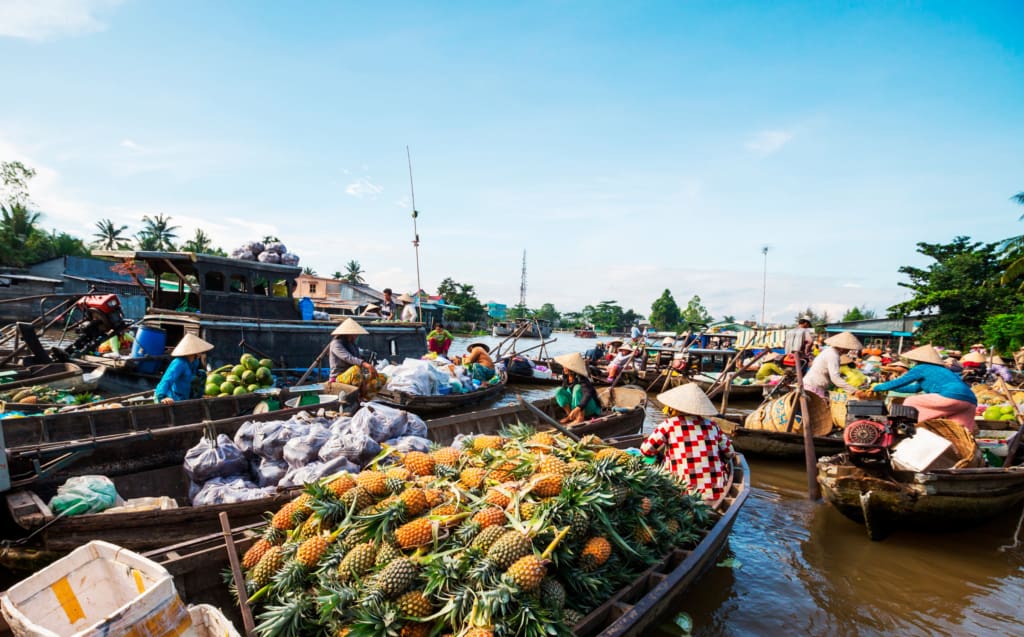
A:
1001 193 1024 287
302 266 317 276
181 228 214 254
342 259 365 284
0 203 41 246
92 218 129 250
331 271 343 280
137 213 179 251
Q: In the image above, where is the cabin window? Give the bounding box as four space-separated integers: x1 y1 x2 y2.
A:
205 271 225 292
254 277 269 296
229 274 248 294
309 283 318 295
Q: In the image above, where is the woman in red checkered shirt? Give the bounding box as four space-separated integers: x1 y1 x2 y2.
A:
641 383 735 503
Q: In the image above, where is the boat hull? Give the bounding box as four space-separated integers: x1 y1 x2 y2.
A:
718 420 846 459
374 372 508 415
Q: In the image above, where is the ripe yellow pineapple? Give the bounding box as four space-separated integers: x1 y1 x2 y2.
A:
580 536 612 571
422 488 447 507
430 502 460 517
471 435 504 452
356 470 389 497
296 534 331 568
594 447 626 463
634 525 654 544
270 500 301 532
530 473 562 498
395 517 434 549
471 507 506 530
327 473 357 498
403 451 435 477
537 454 569 476
399 624 430 637
506 554 547 591
459 467 487 489
400 488 429 517
299 515 325 540
527 431 556 447
337 542 377 581
483 486 511 508
464 628 494 637
430 446 461 467
242 538 271 570
251 545 284 586
395 590 432 617
386 466 413 481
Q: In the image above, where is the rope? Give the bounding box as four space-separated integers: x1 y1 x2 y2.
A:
998 502 1024 552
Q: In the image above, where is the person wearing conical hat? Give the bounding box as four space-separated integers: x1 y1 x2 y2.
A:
871 344 978 433
640 383 734 503
155 333 214 404
755 352 786 382
802 331 864 398
989 354 1013 383
838 354 869 389
329 318 380 393
462 342 495 383
361 303 382 317
553 352 601 425
398 293 418 322
426 322 453 357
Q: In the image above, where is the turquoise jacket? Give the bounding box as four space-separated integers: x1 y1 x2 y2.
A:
155 357 199 402
873 363 976 404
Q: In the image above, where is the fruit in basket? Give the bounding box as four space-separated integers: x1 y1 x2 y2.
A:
219 381 236 394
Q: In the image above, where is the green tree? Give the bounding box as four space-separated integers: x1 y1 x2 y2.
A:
137 213 178 250
342 260 365 284
889 236 1015 349
535 303 559 324
437 277 485 322
561 310 582 328
589 300 626 331
331 271 343 280
181 228 216 254
507 304 531 320
92 219 129 250
622 309 642 327
795 307 831 330
982 313 1024 355
999 192 1024 287
0 202 41 250
0 161 36 206
302 266 317 276
680 294 712 326
841 306 877 322
649 289 681 331
43 231 88 258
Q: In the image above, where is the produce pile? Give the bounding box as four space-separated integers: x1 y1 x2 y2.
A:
231 240 300 266
972 384 1024 422
238 426 713 637
0 386 98 406
205 354 276 397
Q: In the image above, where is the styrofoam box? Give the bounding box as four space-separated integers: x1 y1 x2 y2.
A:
0 540 190 637
185 605 241 637
891 428 958 473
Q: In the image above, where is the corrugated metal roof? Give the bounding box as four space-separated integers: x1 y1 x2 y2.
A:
0 273 63 284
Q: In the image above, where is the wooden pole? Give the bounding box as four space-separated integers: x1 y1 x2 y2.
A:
792 351 820 499
516 394 581 441
296 341 333 387
218 512 257 637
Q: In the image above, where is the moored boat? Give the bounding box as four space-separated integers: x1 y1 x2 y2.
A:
0 362 98 395
717 419 846 459
374 371 509 415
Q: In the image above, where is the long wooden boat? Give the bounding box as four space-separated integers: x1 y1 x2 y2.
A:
505 357 564 386
137 452 749 636
0 363 93 395
692 373 769 399
718 420 846 459
2 390 644 563
817 453 1024 540
375 371 508 415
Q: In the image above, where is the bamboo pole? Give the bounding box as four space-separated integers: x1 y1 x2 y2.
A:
218 512 257 636
793 351 820 499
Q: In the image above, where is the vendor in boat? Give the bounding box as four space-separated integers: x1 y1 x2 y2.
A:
155 334 213 404
583 342 606 364
839 354 869 388
880 360 909 382
802 331 863 398
380 288 397 320
329 318 381 393
606 344 635 383
640 383 734 503
399 293 418 321
463 342 495 383
755 353 786 382
427 323 454 357
553 352 602 425
990 355 1013 382
361 303 382 317
867 344 978 433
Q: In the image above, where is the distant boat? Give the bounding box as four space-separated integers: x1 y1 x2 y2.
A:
574 326 597 338
491 318 552 339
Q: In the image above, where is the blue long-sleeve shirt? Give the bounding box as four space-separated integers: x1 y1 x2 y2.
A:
155 357 199 402
873 363 976 404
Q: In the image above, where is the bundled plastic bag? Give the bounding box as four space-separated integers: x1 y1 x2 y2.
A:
255 457 289 487
191 476 275 506
280 252 300 266
283 424 332 469
49 475 122 516
405 412 427 438
230 247 256 261
234 419 274 455
385 366 434 395
257 251 281 264
183 434 249 483
319 430 381 464
384 435 432 454
350 402 410 442
254 420 310 460
265 242 287 254
279 456 359 488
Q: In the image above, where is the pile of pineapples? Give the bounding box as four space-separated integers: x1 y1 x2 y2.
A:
238 425 713 637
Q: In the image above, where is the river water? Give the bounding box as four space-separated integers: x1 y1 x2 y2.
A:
452 333 1024 637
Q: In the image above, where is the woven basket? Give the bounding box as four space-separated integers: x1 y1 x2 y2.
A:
745 390 833 436
916 418 984 468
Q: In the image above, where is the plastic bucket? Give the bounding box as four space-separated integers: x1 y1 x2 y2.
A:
298 297 314 321
130 326 167 375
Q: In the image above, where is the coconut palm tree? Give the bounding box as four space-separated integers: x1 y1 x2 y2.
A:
137 213 179 251
92 218 129 250
342 259 365 284
0 202 41 248
302 266 317 276
331 271 343 280
181 228 214 254
1000 192 1024 287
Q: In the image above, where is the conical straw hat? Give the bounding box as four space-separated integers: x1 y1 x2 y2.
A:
657 383 718 417
171 333 213 357
991 355 1006 365
961 351 987 364
902 344 943 365
554 352 589 378
823 331 862 351
332 318 368 336
397 293 414 303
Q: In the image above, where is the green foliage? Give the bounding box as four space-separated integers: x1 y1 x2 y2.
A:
437 277 485 322
535 302 560 324
1000 193 1024 288
680 295 712 326
0 161 36 207
302 266 317 276
507 303 531 320
181 228 226 255
331 271 342 280
889 236 1016 349
0 203 86 266
137 213 178 250
341 260 365 284
92 219 130 250
649 289 681 331
794 307 830 330
582 301 625 332
982 313 1024 355
841 306 877 322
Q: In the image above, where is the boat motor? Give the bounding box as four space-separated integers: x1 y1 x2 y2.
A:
843 403 919 465
59 294 129 358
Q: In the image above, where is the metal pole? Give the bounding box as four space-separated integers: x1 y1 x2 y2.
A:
407 146 423 322
761 246 768 326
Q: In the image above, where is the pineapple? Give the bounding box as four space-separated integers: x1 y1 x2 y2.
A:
430 446 461 467
296 534 331 569
403 451 435 477
537 454 569 476
327 473 357 498
395 517 435 549
386 466 414 481
580 536 612 571
423 488 448 508
251 545 284 586
337 542 377 581
527 431 556 448
357 470 389 497
386 476 407 495
242 538 271 570
400 624 430 637
471 507 506 530
471 435 503 452
565 509 590 540
530 473 562 498
594 447 625 463
430 502 460 517
486 530 532 569
540 578 566 611
464 628 495 637
470 525 506 552
400 488 429 517
375 541 402 567
505 554 547 591
640 496 653 516
269 500 302 533
563 609 585 626
341 486 375 512
459 468 487 489
483 486 512 509
395 590 432 618
371 557 418 598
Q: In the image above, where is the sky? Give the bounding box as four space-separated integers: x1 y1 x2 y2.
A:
0 0 1022 324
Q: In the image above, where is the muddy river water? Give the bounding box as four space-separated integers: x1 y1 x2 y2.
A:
453 333 1024 637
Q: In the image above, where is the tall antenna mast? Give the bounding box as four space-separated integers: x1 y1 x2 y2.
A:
760 245 769 326
519 250 527 309
406 146 423 322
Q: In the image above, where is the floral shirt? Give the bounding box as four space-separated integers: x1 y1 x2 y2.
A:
640 415 734 502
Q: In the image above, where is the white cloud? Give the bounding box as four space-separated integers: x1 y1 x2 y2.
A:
345 178 383 199
119 138 141 151
745 129 794 156
0 0 122 41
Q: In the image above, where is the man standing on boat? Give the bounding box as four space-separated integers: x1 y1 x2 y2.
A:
380 288 397 320
155 334 213 404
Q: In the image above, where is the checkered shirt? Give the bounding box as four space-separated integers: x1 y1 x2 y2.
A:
640 415 734 502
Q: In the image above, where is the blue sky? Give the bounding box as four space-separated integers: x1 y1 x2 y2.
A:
1 1 1022 323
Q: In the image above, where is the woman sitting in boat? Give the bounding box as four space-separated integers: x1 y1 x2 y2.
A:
802 331 863 398
329 318 382 395
427 323 453 357
868 344 979 433
640 383 734 502
553 352 602 425
462 342 495 383
755 352 786 382
155 334 213 404
606 344 635 383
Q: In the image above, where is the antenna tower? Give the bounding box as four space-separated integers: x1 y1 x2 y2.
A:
519 250 527 308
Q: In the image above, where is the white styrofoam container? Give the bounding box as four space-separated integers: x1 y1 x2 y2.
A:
0 540 191 637
184 605 242 637
891 428 958 473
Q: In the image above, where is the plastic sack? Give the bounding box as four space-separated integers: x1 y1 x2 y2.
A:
319 430 381 464
254 420 310 460
233 419 267 455
280 252 300 266
265 242 288 255
385 366 434 396
255 457 289 487
279 456 359 488
49 475 122 516
350 402 410 442
283 424 332 469
257 250 281 264
405 412 427 438
384 435 432 454
183 434 249 483
191 476 275 506
231 248 256 261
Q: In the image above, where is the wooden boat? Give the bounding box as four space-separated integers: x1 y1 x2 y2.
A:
575 327 597 338
817 454 1024 540
375 371 508 415
505 357 563 386
138 451 749 636
2 389 644 562
692 372 770 399
718 419 846 459
0 363 97 395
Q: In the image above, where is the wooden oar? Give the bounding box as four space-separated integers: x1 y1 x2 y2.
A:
295 341 333 387
219 512 257 636
792 351 820 500
516 394 581 441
